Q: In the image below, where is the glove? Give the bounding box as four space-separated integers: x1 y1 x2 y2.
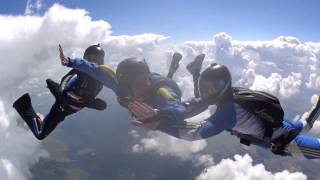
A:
86 98 107 110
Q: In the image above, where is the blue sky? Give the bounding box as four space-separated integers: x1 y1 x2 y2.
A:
1 0 320 43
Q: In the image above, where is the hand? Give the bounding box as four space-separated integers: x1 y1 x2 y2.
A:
131 118 160 130
128 101 158 120
128 101 160 130
59 44 69 66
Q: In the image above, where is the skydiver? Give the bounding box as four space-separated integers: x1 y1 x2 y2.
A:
60 50 187 133
13 44 117 140
131 61 320 159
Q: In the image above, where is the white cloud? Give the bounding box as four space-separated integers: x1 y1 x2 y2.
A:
193 154 214 167
250 72 303 98
0 4 114 96
130 130 214 168
124 23 320 180
303 94 320 136
309 121 320 137
1 3 319 179
131 131 207 161
0 4 170 179
0 100 48 180
196 154 306 180
100 18 319 180
129 130 140 139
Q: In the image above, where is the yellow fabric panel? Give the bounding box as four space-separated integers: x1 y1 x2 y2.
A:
157 87 174 101
99 65 117 82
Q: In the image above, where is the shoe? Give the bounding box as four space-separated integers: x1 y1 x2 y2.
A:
186 54 205 75
167 52 183 78
13 93 32 111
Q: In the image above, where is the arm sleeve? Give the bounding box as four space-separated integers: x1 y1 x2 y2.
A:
161 103 236 141
67 58 119 95
140 86 185 138
153 86 187 124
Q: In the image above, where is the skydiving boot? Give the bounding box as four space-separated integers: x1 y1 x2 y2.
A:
303 95 320 131
187 54 205 97
186 53 205 76
167 52 183 79
12 93 42 132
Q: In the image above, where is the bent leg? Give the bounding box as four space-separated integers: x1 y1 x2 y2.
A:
186 54 205 98
167 52 183 79
13 93 64 140
13 93 75 140
280 120 320 159
193 73 200 98
37 102 78 140
46 79 61 99
286 135 320 159
282 119 303 133
35 103 66 140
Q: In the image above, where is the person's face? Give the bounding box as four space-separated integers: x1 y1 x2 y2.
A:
130 74 151 101
199 79 222 100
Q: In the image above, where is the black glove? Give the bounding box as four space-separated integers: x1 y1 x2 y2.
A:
86 98 107 110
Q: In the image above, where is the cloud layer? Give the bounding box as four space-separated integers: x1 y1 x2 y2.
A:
0 3 319 180
196 154 306 180
0 4 169 180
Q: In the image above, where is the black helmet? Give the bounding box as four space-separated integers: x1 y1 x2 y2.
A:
116 57 150 85
116 57 150 98
198 63 232 104
83 44 105 65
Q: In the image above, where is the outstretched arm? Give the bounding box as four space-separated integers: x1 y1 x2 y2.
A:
129 97 236 141
59 44 69 66
59 44 119 95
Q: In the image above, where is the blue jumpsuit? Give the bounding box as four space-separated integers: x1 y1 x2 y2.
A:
164 97 320 159
13 59 118 140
